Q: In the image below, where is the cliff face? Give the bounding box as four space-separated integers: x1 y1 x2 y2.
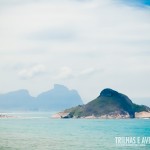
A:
54 88 150 119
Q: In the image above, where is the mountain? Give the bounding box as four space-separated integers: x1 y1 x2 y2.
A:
0 84 83 111
53 88 150 119
0 90 35 111
36 84 83 111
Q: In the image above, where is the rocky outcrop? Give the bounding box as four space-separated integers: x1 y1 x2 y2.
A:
52 111 130 119
97 111 130 119
135 111 150 118
51 112 72 119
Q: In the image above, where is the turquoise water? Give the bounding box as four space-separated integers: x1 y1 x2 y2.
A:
0 113 150 150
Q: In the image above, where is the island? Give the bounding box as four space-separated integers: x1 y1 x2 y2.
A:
52 88 150 119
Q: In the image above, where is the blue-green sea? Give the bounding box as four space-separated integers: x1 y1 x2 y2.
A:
0 112 150 150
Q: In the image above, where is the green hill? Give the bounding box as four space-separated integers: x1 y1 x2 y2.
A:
59 88 150 119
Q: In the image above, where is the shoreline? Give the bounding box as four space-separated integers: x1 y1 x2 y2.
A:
51 111 150 119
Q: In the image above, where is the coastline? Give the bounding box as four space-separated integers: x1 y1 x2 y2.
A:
51 111 150 119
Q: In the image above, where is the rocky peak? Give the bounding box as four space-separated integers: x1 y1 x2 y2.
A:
53 84 68 91
100 88 118 97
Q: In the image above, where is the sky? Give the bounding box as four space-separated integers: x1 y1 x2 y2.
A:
0 0 150 104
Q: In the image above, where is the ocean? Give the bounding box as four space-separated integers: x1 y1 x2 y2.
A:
0 112 150 150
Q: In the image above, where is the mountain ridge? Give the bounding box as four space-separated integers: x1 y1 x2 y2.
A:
0 84 83 111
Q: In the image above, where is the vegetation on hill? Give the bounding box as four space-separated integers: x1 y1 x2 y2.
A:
63 88 150 118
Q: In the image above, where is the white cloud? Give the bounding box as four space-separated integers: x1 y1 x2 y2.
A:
18 64 46 79
78 67 103 76
54 66 73 80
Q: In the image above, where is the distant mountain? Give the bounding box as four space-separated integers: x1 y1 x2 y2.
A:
53 88 150 119
36 84 83 111
0 90 35 111
0 84 83 111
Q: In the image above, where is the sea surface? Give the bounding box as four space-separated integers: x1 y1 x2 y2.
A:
0 112 150 150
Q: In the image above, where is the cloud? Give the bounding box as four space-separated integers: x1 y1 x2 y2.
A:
18 64 46 79
80 68 95 75
27 28 76 41
54 66 73 80
53 67 103 81
78 67 103 76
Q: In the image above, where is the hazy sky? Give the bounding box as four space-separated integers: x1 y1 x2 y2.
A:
0 0 150 103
